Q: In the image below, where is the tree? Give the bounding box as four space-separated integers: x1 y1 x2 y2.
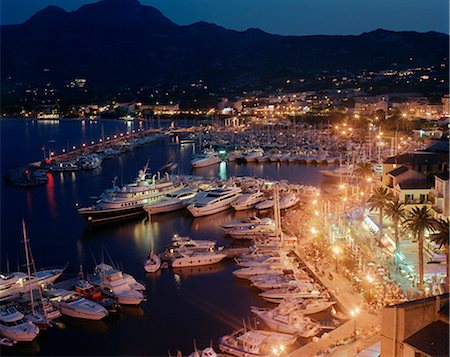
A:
367 187 394 240
353 162 373 180
403 206 436 292
430 218 449 284
385 198 406 265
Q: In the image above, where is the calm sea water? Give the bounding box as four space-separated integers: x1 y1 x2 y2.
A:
0 118 328 356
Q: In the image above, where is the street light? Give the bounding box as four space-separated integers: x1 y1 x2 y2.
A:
350 307 360 338
332 246 341 272
366 275 374 300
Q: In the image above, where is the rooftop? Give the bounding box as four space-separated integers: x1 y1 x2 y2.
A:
387 165 408 177
398 179 433 190
404 320 449 357
435 171 449 181
384 152 449 165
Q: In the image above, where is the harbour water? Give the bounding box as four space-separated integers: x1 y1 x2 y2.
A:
1 118 329 356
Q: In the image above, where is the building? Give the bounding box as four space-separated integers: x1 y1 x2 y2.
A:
381 294 449 357
431 171 450 220
382 152 449 179
354 95 389 115
442 94 450 117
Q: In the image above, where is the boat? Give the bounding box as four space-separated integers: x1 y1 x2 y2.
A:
74 279 120 314
91 264 144 305
0 307 40 342
232 266 285 279
95 263 145 291
243 149 264 162
255 200 274 210
144 253 161 273
0 270 64 302
170 249 226 268
259 286 325 303
277 298 336 315
256 155 270 163
219 328 293 357
251 306 321 337
187 187 242 217
226 225 276 240
231 192 266 211
191 151 222 168
144 187 197 215
78 167 182 224
171 234 217 251
221 217 274 230
279 192 299 210
46 289 108 320
78 154 103 170
187 346 219 357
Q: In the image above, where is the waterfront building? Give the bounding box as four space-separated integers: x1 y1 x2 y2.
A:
380 294 449 357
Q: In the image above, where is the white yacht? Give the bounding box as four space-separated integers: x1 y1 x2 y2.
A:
235 255 286 268
251 306 321 337
233 266 284 279
171 234 217 251
171 249 226 268
78 167 182 224
231 192 266 211
144 187 197 214
191 152 221 168
219 328 295 357
46 289 108 320
0 269 63 301
279 192 300 210
0 307 40 342
221 217 273 230
95 264 145 291
255 200 274 210
278 298 336 315
243 149 264 162
187 187 242 217
91 264 144 305
226 225 276 240
259 286 325 303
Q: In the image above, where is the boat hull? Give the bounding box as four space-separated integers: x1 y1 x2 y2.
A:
171 254 226 268
78 205 146 224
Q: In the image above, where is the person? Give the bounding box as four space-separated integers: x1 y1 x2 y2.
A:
329 272 333 280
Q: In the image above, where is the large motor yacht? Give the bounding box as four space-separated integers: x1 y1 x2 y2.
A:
0 269 63 301
243 149 264 162
187 187 242 217
78 167 182 224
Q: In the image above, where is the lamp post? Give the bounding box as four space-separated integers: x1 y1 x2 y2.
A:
350 307 360 338
366 275 374 301
332 246 341 272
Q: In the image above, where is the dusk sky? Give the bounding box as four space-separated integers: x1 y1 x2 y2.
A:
1 0 449 35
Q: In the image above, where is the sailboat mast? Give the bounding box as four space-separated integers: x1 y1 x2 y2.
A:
22 220 34 315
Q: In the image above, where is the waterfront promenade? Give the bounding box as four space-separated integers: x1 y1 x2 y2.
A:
288 245 382 357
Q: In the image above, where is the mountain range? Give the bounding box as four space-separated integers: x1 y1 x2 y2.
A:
1 0 448 91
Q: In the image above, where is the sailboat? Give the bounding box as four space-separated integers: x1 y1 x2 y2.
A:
144 252 161 273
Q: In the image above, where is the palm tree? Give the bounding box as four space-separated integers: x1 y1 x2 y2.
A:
430 218 449 284
403 206 436 291
367 187 394 240
353 162 373 180
385 198 406 265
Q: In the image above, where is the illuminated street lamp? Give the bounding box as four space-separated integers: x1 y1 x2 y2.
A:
332 246 341 272
350 307 360 338
366 275 374 300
